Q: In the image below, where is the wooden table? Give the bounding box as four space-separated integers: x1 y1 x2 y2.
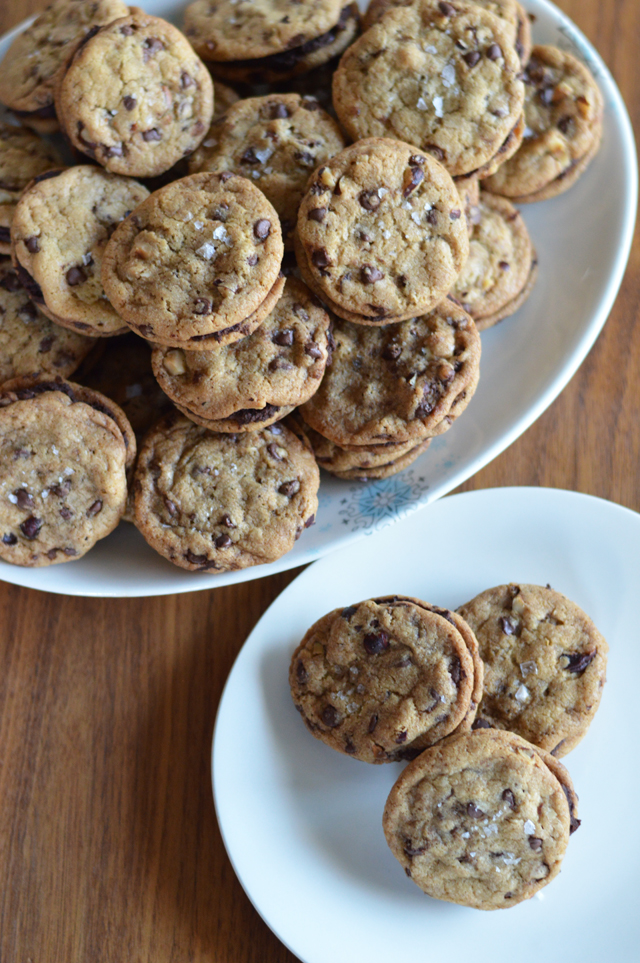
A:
0 1 638 959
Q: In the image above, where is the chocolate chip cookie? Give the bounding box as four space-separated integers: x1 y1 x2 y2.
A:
383 727 580 908
483 45 603 202
289 595 479 763
0 375 132 566
333 0 525 178
101 172 284 349
193 4 361 86
188 94 346 248
451 192 536 329
133 412 319 572
0 259 97 383
299 301 481 447
55 12 214 178
458 583 608 757
0 0 129 133
296 139 469 323
11 166 149 337
297 417 434 479
152 278 330 432
0 123 62 254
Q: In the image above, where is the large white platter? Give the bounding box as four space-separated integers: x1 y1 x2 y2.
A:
213 486 640 963
0 0 636 596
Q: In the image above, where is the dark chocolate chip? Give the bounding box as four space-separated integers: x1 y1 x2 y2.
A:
486 43 502 60
449 655 462 685
363 631 389 655
26 236 40 254
60 506 73 520
296 660 307 684
463 50 482 67
341 606 358 619
123 95 137 111
450 208 462 219
104 144 123 157
254 219 271 240
312 247 331 268
382 342 402 361
2 533 17 545
409 154 427 165
308 206 327 222
404 839 428 857
164 498 177 516
361 265 384 284
305 342 323 359
395 730 408 744
561 650 596 674
499 614 520 636
403 166 424 197
295 150 315 166
471 718 492 729
358 189 381 211
142 128 162 142
439 1 456 14
15 490 34 511
194 298 212 314
86 500 102 517
278 480 300 496
272 329 294 346
499 260 510 270
502 788 516 810
368 713 378 734
267 443 284 461
184 549 218 569
304 514 315 528
268 101 290 119
215 533 232 548
529 837 543 851
20 516 42 539
38 335 53 354
321 704 340 727
143 37 164 60
65 266 86 286
466 802 485 818
558 115 574 134
180 71 194 89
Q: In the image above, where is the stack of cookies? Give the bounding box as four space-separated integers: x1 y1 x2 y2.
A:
0 0 604 571
289 583 608 908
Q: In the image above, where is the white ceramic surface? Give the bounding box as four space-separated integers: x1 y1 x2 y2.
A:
0 0 637 596
213 486 640 963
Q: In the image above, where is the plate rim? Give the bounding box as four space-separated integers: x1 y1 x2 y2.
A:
0 0 636 597
212 483 640 963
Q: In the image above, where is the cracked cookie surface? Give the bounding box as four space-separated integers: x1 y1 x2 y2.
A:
333 0 524 178
299 300 480 446
458 583 608 757
12 166 149 337
296 138 469 322
0 260 96 382
55 12 214 178
152 278 330 432
0 377 129 566
101 171 284 348
483 45 603 200
0 0 129 132
383 728 578 908
289 596 476 763
189 93 346 248
133 412 319 572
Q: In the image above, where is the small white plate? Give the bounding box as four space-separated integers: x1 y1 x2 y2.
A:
0 0 637 596
213 487 640 963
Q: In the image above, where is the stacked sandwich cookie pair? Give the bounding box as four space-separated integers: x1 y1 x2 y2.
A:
290 584 608 908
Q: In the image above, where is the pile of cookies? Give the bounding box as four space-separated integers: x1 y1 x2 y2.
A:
289 583 608 908
0 0 603 572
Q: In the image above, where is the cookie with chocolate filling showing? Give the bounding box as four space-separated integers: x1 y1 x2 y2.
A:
152 278 331 432
383 727 580 909
457 583 608 757
133 412 319 572
55 12 214 178
0 375 134 566
289 595 481 763
11 166 149 337
333 0 525 178
101 172 284 349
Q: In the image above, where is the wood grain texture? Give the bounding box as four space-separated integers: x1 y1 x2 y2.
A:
0 1 638 961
